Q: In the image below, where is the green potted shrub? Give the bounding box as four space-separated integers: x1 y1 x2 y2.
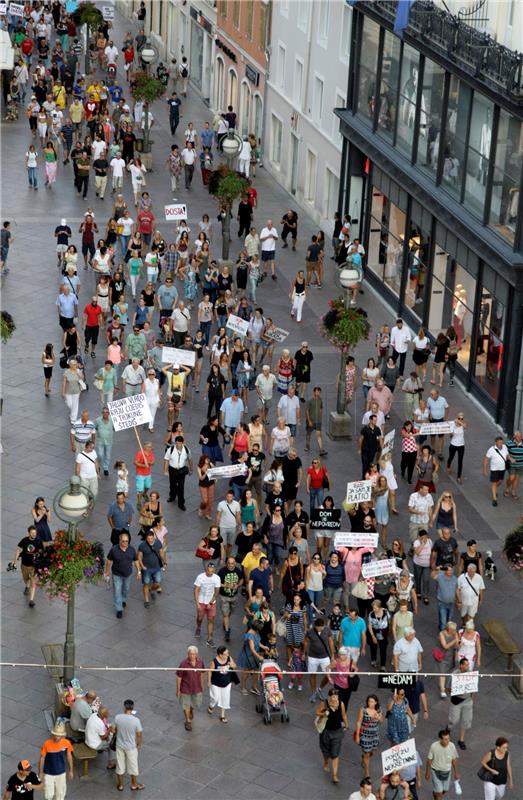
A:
72 2 103 75
208 165 250 259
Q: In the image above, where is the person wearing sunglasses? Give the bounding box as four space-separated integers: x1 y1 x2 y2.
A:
447 412 467 483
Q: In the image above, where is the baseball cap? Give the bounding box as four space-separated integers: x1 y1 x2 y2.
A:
172 363 180 370
18 760 31 771
231 389 239 396
301 341 308 347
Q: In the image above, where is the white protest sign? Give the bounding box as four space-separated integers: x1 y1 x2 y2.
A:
334 532 379 549
8 2 24 16
361 558 400 578
381 738 417 776
226 314 249 337
419 421 453 435
451 670 479 697
108 394 152 431
162 346 196 368
382 429 395 456
207 464 247 480
265 327 289 343
346 480 372 504
0 2 8 14
164 203 187 221
102 5 114 19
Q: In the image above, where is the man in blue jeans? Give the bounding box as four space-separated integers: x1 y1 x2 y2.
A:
104 533 140 618
137 530 166 608
433 564 458 630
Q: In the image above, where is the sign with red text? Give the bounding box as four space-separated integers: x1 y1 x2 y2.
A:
164 203 187 221
381 738 417 776
226 314 249 337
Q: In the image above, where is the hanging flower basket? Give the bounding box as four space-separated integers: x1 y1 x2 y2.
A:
320 298 371 354
35 530 105 602
503 523 523 576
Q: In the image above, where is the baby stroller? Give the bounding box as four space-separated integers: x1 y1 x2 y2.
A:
255 659 290 725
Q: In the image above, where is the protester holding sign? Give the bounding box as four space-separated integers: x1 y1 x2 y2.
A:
448 658 475 751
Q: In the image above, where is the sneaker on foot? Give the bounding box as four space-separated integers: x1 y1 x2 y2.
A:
144 601 150 608
224 630 230 642
288 681 294 689
297 685 303 691
195 627 201 637
28 601 35 608
116 610 123 618
206 639 216 649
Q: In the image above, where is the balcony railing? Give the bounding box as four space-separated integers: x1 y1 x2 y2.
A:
359 0 523 103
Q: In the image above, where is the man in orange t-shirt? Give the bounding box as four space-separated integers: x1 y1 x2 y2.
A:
38 722 74 800
134 441 154 504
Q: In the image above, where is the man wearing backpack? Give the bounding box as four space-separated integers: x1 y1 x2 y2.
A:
179 57 189 96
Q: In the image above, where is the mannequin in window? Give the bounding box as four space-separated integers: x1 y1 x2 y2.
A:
401 64 427 131
378 90 393 132
453 286 467 347
478 108 491 186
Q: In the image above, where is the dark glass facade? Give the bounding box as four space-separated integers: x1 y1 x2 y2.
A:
336 4 523 431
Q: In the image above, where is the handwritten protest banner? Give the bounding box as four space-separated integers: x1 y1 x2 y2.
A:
382 429 395 456
362 558 400 578
346 480 372 504
418 421 453 435
164 203 187 221
8 2 24 16
162 346 196 368
207 464 247 480
381 738 417 776
334 532 379 548
226 314 249 337
102 5 114 19
265 327 290 343
310 508 341 530
108 394 152 432
451 670 479 696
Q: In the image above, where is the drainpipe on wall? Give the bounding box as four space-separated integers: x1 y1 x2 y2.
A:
258 1 272 168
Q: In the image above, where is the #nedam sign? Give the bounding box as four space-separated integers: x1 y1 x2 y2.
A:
310 508 341 530
108 394 152 431
378 673 416 688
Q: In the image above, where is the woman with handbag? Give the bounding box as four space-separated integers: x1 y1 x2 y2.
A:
367 600 390 671
279 546 305 604
61 358 84 423
478 737 513 800
306 457 329 515
195 525 224 568
354 694 383 779
207 645 238 724
315 689 348 785
327 646 358 710
435 621 459 698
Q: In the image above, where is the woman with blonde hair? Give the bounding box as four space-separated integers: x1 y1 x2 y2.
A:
436 620 459 698
412 325 430 381
373 475 391 547
431 490 458 533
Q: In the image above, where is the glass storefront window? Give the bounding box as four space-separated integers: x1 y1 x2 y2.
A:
403 224 430 319
368 187 405 296
489 112 523 246
442 76 472 200
428 255 476 372
357 17 380 124
474 289 505 403
396 44 420 159
377 31 400 141
464 93 493 217
417 59 445 175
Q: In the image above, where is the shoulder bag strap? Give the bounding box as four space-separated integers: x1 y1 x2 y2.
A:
314 628 330 658
465 576 479 597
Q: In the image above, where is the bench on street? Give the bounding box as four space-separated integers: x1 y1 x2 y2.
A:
483 620 521 671
73 742 98 778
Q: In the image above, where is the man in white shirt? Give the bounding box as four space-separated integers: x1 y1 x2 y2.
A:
140 109 154 131
170 301 191 347
348 778 377 800
390 318 412 377
104 41 118 65
110 151 125 192
456 563 485 622
361 401 386 432
216 490 241 557
194 562 221 647
255 365 277 422
260 220 279 280
408 485 434 541
92 133 106 160
238 136 252 177
85 707 115 767
181 142 196 189
75 441 100 498
483 435 512 506
164 435 192 509
277 385 301 436
392 627 423 673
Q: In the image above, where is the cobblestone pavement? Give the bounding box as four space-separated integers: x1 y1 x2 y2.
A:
1 7 522 800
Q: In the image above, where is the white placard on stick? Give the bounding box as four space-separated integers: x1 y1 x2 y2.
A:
361 558 400 578
8 2 24 16
265 326 290 343
108 394 152 431
382 429 395 456
346 480 372 504
334 532 379 549
226 314 249 337
164 203 187 221
0 2 8 14
102 4 114 19
451 670 479 697
418 421 453 435
381 738 417 776
162 346 196 368
207 464 247 480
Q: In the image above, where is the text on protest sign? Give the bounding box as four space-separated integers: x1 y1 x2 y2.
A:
162 346 196 368
102 5 114 19
8 2 24 16
334 532 379 548
265 327 290 343
346 480 372 504
310 508 341 530
361 558 400 579
382 429 395 456
0 2 8 13
418 421 453 435
381 738 417 776
378 673 415 689
164 203 187 221
226 314 249 337
207 464 247 480
108 394 152 432
451 670 479 696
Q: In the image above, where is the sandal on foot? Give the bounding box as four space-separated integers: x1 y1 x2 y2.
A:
130 784 145 791
116 787 124 792
220 716 228 723
207 706 214 714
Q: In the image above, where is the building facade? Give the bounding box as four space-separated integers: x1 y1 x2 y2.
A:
264 0 353 231
336 0 523 431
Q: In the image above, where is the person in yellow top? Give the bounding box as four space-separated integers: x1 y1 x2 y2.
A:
241 542 267 581
53 81 66 109
87 82 102 103
69 97 84 132
162 362 191 401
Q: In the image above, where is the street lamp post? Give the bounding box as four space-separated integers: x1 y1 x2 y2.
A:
53 476 92 685
219 130 243 260
329 264 361 440
138 43 158 156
